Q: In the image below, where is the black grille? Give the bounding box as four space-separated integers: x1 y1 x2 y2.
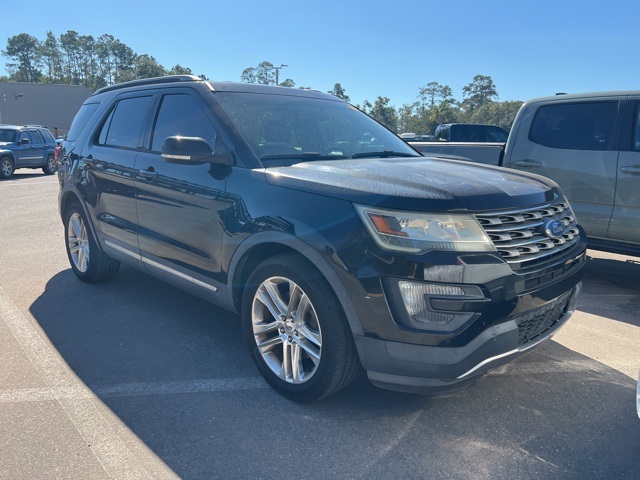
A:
512 291 571 346
475 200 580 270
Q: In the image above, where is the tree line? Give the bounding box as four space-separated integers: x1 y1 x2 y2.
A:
1 33 522 134
238 61 522 134
1 32 203 91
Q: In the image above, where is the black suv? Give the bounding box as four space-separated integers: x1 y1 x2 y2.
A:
58 76 586 402
0 124 58 178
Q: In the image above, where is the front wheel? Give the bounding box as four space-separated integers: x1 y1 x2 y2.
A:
42 155 57 175
242 254 360 402
0 157 14 179
64 203 120 282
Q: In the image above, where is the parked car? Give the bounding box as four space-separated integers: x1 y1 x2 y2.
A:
0 124 58 179
411 91 640 257
58 75 586 402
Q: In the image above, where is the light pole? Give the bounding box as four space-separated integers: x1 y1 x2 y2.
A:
273 64 288 86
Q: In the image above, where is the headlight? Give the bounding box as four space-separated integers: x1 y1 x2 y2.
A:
355 205 496 254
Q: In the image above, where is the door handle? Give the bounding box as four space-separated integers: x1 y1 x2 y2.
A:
139 167 159 181
620 165 640 176
513 160 542 168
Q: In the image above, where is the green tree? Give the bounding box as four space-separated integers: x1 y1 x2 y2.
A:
168 64 193 75
2 33 42 82
470 100 524 130
279 78 295 88
241 61 276 85
327 83 350 102
59 30 83 84
111 40 136 83
418 81 453 109
462 74 498 114
40 31 63 83
132 54 166 79
369 96 398 132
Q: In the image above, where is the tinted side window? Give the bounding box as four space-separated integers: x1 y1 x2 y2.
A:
19 131 30 144
436 126 449 140
530 101 617 150
29 130 45 144
487 126 508 142
67 103 100 141
40 129 55 143
98 96 153 149
151 94 216 152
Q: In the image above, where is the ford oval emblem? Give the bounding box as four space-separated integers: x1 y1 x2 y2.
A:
544 219 566 239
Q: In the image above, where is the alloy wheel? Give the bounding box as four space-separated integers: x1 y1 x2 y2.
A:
67 212 90 272
251 276 322 384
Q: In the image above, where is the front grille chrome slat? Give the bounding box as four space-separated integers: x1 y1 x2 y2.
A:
476 201 581 270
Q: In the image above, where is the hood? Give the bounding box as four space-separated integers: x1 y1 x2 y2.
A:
264 157 561 212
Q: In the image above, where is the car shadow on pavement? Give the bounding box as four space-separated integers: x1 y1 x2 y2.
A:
29 266 640 480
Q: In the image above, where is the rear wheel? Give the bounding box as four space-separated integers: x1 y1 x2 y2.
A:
42 155 57 175
0 157 14 179
64 203 120 282
242 254 360 402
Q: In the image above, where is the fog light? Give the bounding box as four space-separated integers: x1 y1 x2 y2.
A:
399 282 466 324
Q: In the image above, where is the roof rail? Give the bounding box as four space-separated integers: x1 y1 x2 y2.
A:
94 75 203 95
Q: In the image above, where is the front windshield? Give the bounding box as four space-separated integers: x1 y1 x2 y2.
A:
0 129 17 143
214 92 419 164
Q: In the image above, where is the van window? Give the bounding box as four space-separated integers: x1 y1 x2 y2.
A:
530 102 617 151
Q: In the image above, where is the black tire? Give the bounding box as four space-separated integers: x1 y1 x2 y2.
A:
242 254 360 402
0 156 14 179
42 154 57 175
63 203 120 282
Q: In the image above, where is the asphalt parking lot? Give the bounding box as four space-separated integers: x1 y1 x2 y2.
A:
1 172 639 480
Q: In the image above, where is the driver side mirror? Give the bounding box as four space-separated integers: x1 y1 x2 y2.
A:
161 136 234 167
20 137 29 144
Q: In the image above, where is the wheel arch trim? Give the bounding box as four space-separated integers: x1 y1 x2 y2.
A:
227 232 364 336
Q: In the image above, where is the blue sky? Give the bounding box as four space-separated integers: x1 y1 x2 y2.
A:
2 0 638 108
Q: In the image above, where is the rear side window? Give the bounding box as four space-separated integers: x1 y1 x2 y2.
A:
97 96 153 149
40 129 55 143
529 101 617 150
67 103 100 142
29 130 45 144
486 126 508 142
150 94 217 152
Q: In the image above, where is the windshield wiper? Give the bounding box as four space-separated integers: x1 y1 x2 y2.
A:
260 152 348 161
351 150 420 159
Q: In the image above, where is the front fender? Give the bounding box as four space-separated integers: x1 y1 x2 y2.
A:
226 231 364 336
0 149 15 161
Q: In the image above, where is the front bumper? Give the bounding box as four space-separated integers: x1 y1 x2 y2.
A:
355 281 581 394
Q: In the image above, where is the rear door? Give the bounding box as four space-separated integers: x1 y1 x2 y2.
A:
81 93 155 255
505 98 622 239
608 97 640 246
